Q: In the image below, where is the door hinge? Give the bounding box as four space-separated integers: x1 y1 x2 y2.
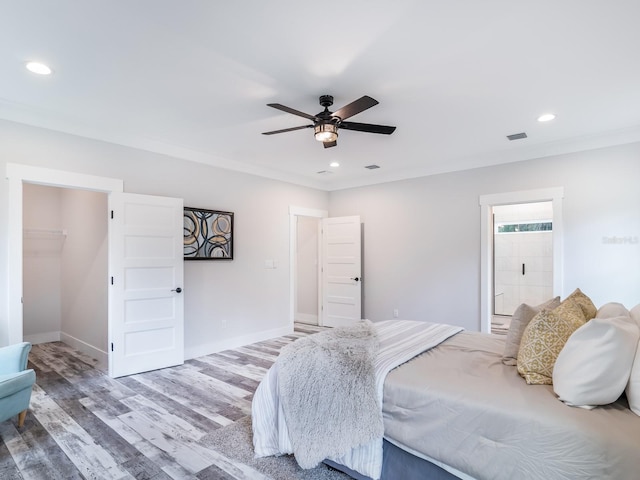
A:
111 343 114 352
110 210 114 219
111 276 114 285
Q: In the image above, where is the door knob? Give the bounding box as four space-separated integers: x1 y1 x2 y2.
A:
351 277 360 282
172 287 182 293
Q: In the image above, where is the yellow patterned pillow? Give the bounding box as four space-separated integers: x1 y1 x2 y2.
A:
553 296 589 326
517 299 586 385
563 288 597 320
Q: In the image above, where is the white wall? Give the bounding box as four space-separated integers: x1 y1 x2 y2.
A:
329 142 640 330
3 119 638 346
60 188 108 357
0 119 329 353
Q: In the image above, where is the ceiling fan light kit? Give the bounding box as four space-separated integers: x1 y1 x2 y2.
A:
263 94 396 148
314 123 338 142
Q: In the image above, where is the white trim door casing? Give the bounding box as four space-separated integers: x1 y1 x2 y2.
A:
5 164 123 346
109 192 184 377
479 187 564 333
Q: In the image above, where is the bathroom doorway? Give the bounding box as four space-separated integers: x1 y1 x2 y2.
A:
479 187 564 334
492 202 554 331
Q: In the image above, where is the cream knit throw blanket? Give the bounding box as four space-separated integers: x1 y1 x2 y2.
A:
277 320 383 469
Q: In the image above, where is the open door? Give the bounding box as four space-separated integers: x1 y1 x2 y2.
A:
321 216 362 327
109 192 184 377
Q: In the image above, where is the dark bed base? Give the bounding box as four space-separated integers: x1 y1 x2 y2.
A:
324 439 460 480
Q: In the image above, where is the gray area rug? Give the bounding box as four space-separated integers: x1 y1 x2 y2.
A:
205 416 351 480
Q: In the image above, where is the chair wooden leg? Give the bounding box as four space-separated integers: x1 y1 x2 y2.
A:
17 410 27 428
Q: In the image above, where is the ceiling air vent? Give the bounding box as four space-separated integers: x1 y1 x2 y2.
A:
507 132 528 141
364 164 380 170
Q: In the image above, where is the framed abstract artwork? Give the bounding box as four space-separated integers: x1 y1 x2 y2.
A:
183 207 234 260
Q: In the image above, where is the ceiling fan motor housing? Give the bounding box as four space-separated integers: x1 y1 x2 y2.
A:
317 95 338 126
319 95 334 108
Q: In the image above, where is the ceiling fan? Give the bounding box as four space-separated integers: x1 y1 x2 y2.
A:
262 95 396 148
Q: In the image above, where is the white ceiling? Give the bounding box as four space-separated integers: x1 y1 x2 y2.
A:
2 1 640 191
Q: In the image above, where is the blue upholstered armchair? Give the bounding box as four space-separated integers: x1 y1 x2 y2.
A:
0 342 36 428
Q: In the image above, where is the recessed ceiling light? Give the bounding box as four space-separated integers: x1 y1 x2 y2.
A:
329 161 340 168
25 61 52 75
537 113 556 122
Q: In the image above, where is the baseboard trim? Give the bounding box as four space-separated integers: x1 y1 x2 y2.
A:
185 324 293 360
60 332 108 371
295 312 318 325
24 331 61 345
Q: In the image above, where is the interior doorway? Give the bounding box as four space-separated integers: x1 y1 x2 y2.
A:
22 184 109 369
479 188 564 334
492 201 553 333
6 164 123 348
289 207 363 329
289 206 327 328
295 215 321 325
493 201 554 315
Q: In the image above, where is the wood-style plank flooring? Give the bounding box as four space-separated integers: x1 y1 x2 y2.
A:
0 323 329 480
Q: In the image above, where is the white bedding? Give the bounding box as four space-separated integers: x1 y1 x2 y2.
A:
252 320 463 480
383 331 640 480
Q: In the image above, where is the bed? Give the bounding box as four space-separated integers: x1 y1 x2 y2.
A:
375 330 640 479
252 299 640 480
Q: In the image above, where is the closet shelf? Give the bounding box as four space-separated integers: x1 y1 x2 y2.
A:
24 228 67 238
23 228 67 255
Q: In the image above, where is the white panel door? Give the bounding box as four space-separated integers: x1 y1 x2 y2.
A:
321 216 362 327
109 192 184 378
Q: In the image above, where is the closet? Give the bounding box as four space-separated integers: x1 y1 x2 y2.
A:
23 184 108 368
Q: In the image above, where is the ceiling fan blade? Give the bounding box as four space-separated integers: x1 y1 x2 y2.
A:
262 125 312 135
323 140 337 148
332 96 379 121
267 103 317 121
340 121 396 135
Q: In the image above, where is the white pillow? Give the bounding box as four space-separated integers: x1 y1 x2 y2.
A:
595 302 630 319
625 304 640 416
553 315 640 408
